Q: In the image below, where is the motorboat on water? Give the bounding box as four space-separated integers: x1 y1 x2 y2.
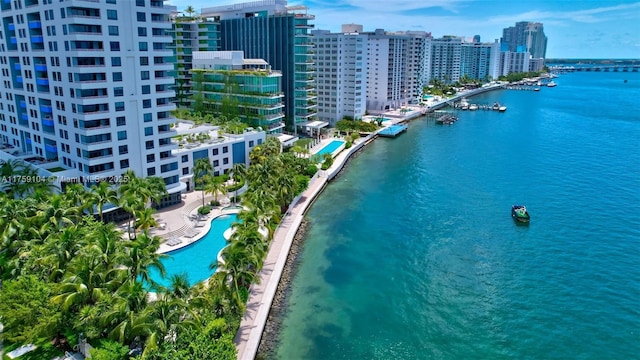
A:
511 205 530 224
492 102 507 112
468 104 478 111
547 81 557 87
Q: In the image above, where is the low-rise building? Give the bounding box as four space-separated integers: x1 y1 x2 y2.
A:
171 120 265 191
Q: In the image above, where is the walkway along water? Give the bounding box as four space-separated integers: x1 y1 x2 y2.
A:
233 83 507 360
233 133 375 360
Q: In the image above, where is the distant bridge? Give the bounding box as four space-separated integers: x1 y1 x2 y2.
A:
549 65 640 73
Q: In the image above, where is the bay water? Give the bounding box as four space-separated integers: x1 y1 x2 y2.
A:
274 71 640 359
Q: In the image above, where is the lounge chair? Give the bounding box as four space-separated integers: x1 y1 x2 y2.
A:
195 221 206 228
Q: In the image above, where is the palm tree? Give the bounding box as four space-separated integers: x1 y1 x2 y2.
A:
184 5 196 18
192 158 213 207
230 163 247 204
89 181 118 222
203 174 226 204
119 194 144 240
123 232 166 286
135 207 158 234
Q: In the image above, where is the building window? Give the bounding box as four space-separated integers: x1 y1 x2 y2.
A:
144 127 153 136
111 57 121 66
114 87 123 96
141 71 149 80
140 57 149 66
117 131 127 140
107 10 118 20
147 167 155 176
138 42 148 51
249 140 254 147
120 159 129 169
212 148 218 155
143 99 151 108
182 167 189 175
136 12 146 22
108 25 119 36
223 157 229 165
213 160 219 167
181 155 188 163
138 27 147 37
110 42 120 51
113 72 123 81
141 85 150 94
119 145 128 154
115 102 124 111
143 113 152 122
223 146 228 153
145 140 154 149
146 154 155 162
116 116 126 126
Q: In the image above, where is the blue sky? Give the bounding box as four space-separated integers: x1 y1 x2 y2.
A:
167 0 640 59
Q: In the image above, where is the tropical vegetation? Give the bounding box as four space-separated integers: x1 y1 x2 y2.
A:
0 138 315 358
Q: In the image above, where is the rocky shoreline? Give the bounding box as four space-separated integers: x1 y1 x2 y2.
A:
254 139 370 359
255 219 309 359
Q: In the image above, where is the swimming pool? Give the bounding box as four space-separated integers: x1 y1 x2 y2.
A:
148 213 238 288
315 140 345 157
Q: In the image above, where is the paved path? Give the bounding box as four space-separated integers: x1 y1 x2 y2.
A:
233 173 327 360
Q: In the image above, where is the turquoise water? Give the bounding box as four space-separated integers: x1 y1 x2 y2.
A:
316 140 345 157
149 213 237 288
274 72 640 359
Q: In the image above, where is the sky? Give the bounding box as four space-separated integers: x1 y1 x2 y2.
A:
167 0 640 59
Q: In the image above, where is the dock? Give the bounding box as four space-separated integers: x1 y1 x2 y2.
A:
435 114 458 125
378 124 408 137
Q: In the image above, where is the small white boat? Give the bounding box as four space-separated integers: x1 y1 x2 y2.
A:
468 104 478 111
499 106 507 112
547 81 557 87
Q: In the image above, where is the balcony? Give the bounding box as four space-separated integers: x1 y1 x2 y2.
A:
31 36 44 43
21 113 29 121
40 105 53 113
19 100 26 108
28 21 42 29
34 64 47 71
42 118 54 127
10 37 17 44
36 78 49 86
14 63 21 71
8 23 15 30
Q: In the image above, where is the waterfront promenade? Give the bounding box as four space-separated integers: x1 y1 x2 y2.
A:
234 133 374 360
233 84 508 359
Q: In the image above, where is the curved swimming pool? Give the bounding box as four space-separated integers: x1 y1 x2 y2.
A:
149 213 238 288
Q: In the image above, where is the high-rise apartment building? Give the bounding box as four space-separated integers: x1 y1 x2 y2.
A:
430 36 462 84
460 39 501 81
201 0 316 134
501 21 547 59
168 17 219 108
0 0 183 205
524 22 547 59
191 51 285 133
312 26 368 126
364 29 430 111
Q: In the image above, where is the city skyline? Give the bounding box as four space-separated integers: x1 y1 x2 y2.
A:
168 0 640 59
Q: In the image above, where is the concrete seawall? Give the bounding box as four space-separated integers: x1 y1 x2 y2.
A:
234 82 506 359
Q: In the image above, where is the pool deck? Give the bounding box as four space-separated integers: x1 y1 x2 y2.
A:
135 190 237 254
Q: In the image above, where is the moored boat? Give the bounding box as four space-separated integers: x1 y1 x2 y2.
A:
511 205 530 223
547 81 557 87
